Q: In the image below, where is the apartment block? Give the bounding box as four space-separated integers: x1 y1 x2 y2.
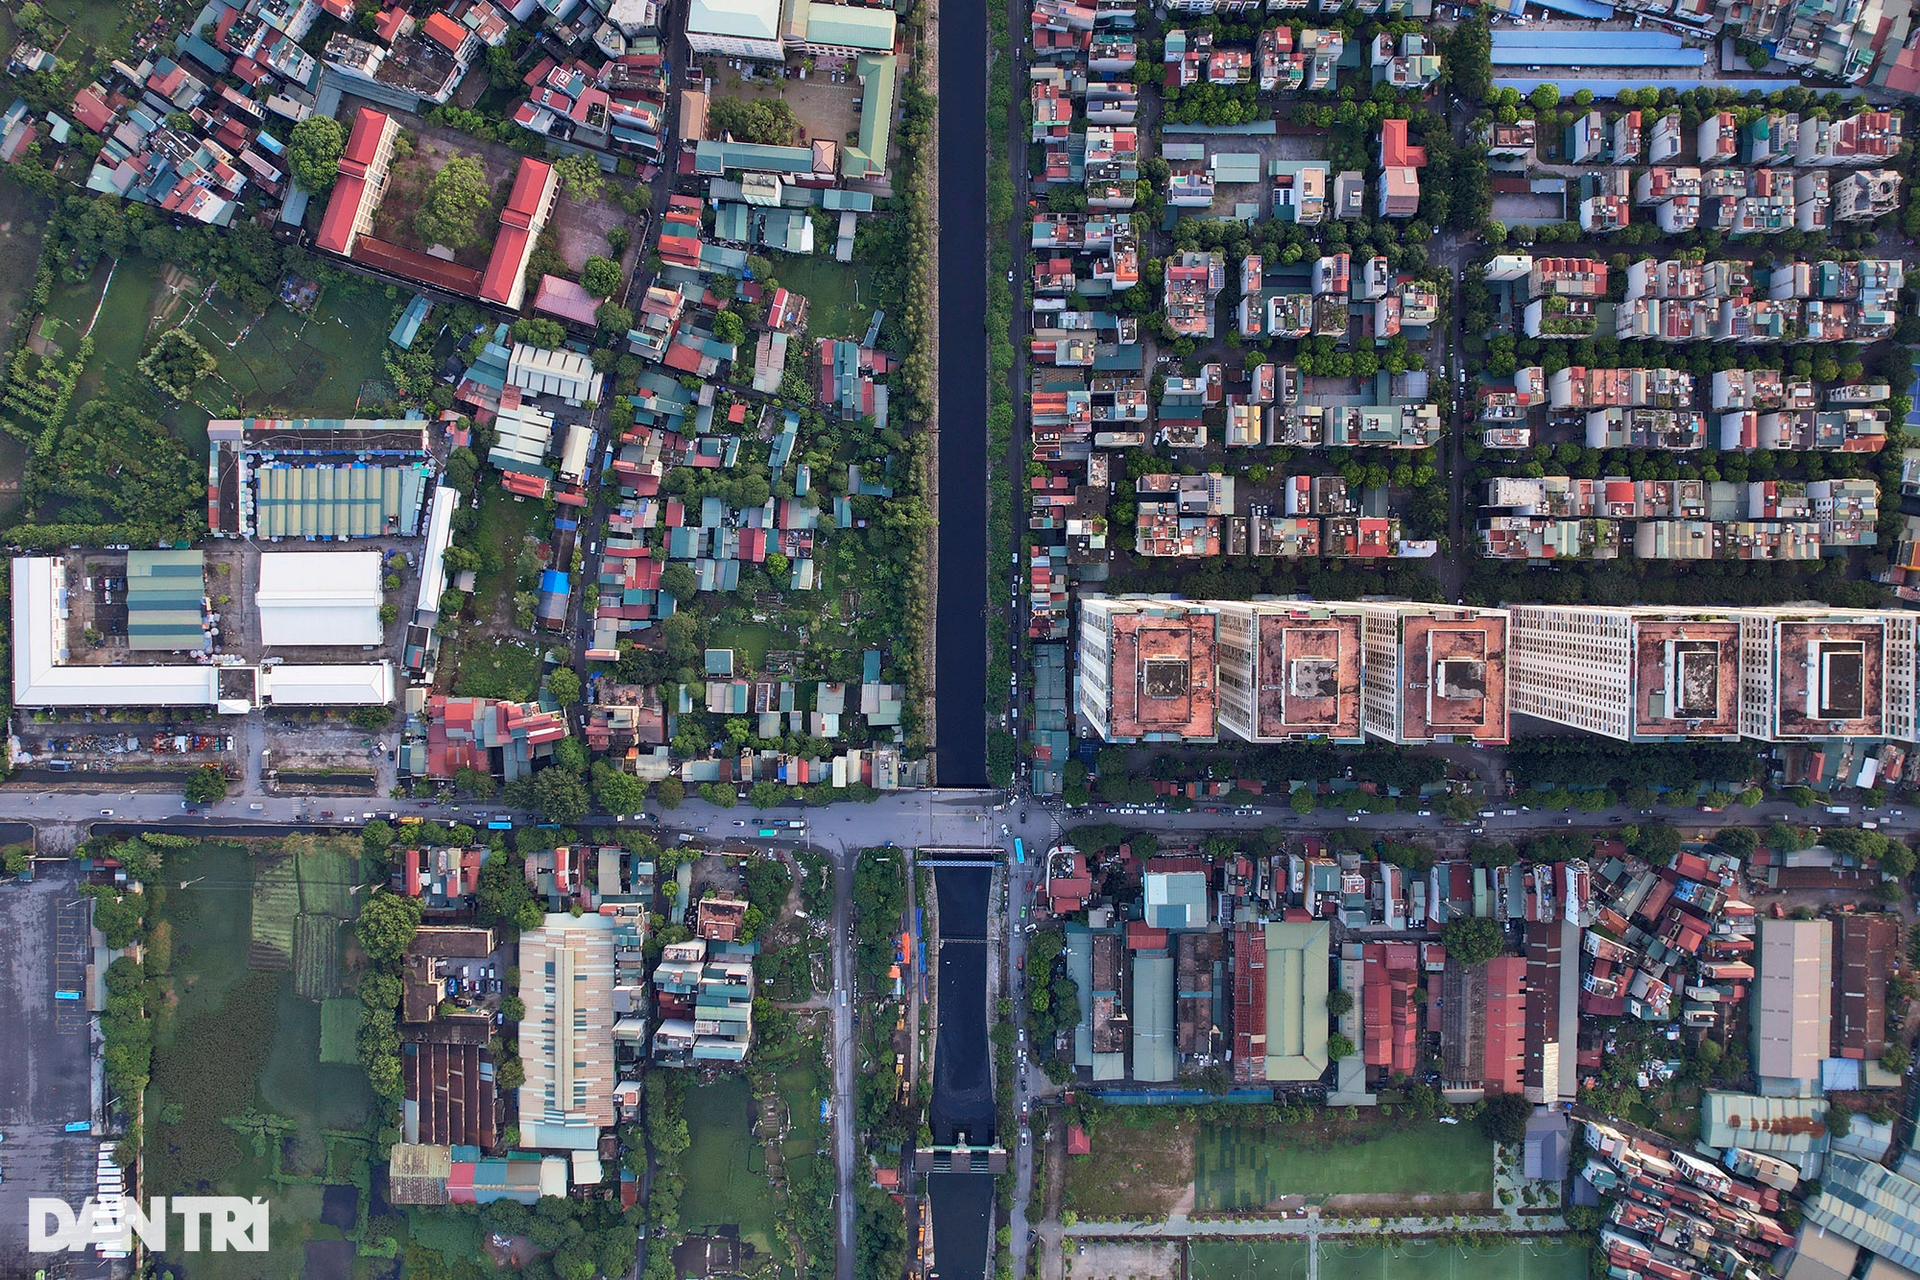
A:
1737 609 1916 742
1215 601 1365 744
1359 604 1510 745
1076 596 1219 743
1508 606 1744 741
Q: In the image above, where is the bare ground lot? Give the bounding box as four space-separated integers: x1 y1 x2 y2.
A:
1065 1239 1184 1280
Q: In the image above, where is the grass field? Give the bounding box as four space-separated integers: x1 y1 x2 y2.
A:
683 1075 783 1260
183 279 394 418
1319 1239 1588 1280
0 180 49 348
1063 1116 1197 1221
286 833 362 916
319 998 360 1064
768 255 870 338
451 637 544 701
40 256 165 406
711 623 801 675
1194 1119 1493 1210
1190 1240 1311 1280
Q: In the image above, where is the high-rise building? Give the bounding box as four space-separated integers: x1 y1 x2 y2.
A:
1737 608 1915 742
1508 606 1744 741
1214 601 1364 744
1358 603 1510 744
1075 596 1219 743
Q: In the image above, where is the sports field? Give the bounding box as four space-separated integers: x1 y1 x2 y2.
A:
1194 1119 1493 1210
1319 1238 1588 1280
682 1075 782 1260
1190 1239 1310 1280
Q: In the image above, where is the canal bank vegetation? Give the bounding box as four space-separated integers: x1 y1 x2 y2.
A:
984 0 1018 791
853 847 918 1151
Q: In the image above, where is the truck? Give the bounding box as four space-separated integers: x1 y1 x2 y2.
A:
63 1121 90 1133
787 820 805 829
1826 805 1853 815
487 819 513 831
758 828 780 837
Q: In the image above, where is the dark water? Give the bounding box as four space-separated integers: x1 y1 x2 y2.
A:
932 0 989 789
928 863 994 1278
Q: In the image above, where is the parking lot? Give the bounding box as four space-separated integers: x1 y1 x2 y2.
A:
0 862 112 1279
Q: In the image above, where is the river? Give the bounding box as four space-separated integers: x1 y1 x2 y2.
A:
932 0 988 789
927 862 995 1278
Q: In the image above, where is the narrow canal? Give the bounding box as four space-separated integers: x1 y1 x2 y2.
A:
926 862 995 1278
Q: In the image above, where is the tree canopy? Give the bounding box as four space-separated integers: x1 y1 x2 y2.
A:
286 116 345 193
1441 916 1503 965
415 157 492 251
708 97 800 146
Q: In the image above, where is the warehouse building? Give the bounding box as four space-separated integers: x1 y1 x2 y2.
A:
257 551 386 648
126 550 210 653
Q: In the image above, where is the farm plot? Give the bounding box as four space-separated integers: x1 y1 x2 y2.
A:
249 848 301 970
287 834 361 916
294 914 341 1001
319 998 360 1064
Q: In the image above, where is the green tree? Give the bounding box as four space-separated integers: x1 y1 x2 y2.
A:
1289 786 1316 815
1326 988 1354 1017
749 781 788 809
512 317 567 349
661 564 698 601
1441 916 1502 965
592 763 647 815
286 116 346 193
546 666 581 704
138 329 217 399
712 310 746 345
595 301 633 335
580 255 623 298
1480 1090 1533 1144
1327 1032 1355 1061
656 776 685 809
355 893 423 965
416 156 492 250
534 768 589 824
707 97 800 145
183 765 228 805
553 153 606 202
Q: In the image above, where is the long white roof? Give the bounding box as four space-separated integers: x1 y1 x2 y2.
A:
686 0 781 40
262 662 394 706
257 550 384 647
12 557 219 707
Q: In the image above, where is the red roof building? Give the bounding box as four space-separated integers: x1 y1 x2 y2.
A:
1067 1125 1091 1156
1362 941 1419 1077
421 11 471 57
316 108 397 256
1483 955 1526 1095
479 157 557 309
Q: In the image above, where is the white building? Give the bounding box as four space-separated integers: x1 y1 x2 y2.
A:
11 557 225 709
508 344 604 405
1738 608 1915 743
684 0 784 58
256 551 386 648
1075 596 1219 744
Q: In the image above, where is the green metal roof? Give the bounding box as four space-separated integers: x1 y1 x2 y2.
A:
842 54 896 179
1131 953 1176 1082
803 2 895 51
126 550 207 651
1263 919 1330 1081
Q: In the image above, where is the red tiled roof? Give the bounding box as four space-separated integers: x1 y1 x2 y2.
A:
421 12 468 54
479 158 552 304
316 110 389 254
